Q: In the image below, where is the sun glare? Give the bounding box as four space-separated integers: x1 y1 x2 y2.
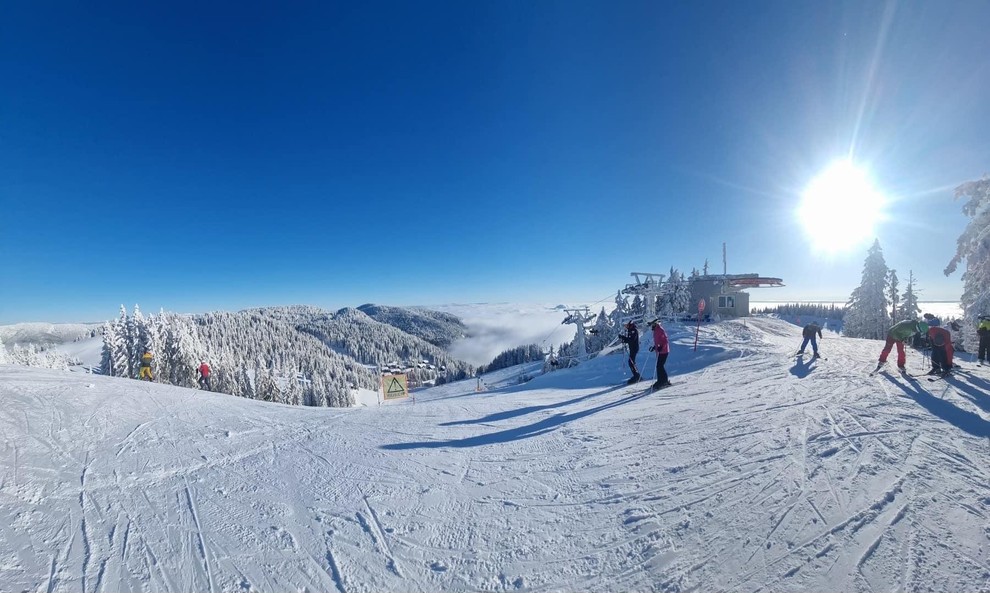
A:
798 160 885 255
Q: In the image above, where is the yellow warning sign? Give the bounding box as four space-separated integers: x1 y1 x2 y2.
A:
382 374 409 400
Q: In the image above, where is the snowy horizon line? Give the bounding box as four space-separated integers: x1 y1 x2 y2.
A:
0 298 965 327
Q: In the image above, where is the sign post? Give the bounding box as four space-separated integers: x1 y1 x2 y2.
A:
694 299 706 352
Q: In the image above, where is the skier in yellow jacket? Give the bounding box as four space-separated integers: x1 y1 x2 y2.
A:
139 350 154 381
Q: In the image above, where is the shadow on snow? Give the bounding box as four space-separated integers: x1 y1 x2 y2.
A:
884 374 990 438
438 385 621 427
944 372 990 415
788 356 816 379
381 389 652 450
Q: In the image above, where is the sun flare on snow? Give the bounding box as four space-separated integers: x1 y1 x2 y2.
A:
798 160 886 255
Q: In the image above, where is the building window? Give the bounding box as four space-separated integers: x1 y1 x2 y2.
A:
718 296 735 309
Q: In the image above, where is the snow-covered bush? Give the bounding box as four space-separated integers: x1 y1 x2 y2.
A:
7 344 72 370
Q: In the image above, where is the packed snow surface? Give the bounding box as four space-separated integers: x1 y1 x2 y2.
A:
1 317 989 592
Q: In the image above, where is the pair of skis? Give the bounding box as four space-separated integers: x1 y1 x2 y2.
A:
870 362 907 378
620 378 677 393
871 362 949 383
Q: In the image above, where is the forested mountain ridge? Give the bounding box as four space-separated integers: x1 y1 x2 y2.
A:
299 307 472 382
97 304 473 407
355 303 467 348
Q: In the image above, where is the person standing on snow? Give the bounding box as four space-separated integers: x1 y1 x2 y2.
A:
649 319 671 390
139 350 154 381
977 315 990 365
617 321 641 384
197 360 211 390
877 319 927 371
797 322 822 358
926 325 954 376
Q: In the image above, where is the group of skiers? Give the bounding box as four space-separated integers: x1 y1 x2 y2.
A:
617 319 671 391
866 312 990 376
136 349 213 389
796 313 981 377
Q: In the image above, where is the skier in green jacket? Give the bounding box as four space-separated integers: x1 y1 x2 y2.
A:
878 319 928 371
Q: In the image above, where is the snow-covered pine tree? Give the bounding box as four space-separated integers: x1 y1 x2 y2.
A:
127 304 148 378
656 288 673 318
586 306 614 353
612 291 629 319
102 305 132 377
255 363 278 402
159 313 204 387
944 175 990 352
543 345 557 373
888 269 900 324
99 320 117 376
843 239 891 340
898 270 922 322
655 268 690 318
629 294 645 317
670 269 692 315
238 363 254 398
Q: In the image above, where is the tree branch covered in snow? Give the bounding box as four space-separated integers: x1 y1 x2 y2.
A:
945 175 990 351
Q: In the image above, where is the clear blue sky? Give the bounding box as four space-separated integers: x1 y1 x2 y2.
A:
3 1 989 323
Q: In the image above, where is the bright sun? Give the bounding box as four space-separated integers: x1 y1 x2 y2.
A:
798 160 886 255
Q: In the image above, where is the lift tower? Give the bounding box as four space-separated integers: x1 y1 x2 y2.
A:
621 272 665 320
561 307 597 360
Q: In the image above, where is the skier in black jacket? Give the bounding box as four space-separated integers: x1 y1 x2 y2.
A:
978 315 990 365
618 321 641 384
797 322 822 358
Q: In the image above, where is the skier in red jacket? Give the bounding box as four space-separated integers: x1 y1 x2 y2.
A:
649 319 671 391
197 361 211 390
927 326 954 376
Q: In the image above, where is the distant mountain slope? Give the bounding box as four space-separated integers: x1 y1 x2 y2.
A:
299 307 473 382
96 304 473 407
0 322 101 347
356 303 467 348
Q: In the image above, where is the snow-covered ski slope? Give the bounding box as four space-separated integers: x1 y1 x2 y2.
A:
2 317 988 592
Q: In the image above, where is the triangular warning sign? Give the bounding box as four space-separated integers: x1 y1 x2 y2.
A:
386 378 405 395
382 374 409 400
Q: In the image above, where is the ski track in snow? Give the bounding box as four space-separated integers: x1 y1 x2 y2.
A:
2 317 990 592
